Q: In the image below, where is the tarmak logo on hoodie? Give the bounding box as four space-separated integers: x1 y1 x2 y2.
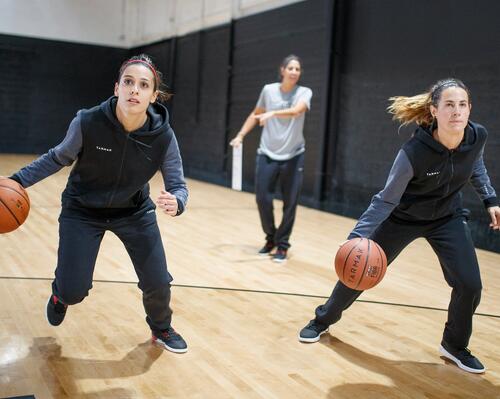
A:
426 171 440 176
96 146 112 152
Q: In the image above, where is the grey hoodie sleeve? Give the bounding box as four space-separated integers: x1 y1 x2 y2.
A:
348 149 414 239
469 146 498 208
10 114 82 188
160 131 188 216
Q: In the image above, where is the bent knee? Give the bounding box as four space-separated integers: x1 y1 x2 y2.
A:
458 281 482 296
58 289 89 305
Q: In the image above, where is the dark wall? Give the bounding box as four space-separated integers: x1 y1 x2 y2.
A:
322 0 500 252
1 0 499 252
0 34 127 153
168 26 231 184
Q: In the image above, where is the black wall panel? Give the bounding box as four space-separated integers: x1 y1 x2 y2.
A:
228 0 333 203
0 34 127 154
323 0 500 251
168 26 231 184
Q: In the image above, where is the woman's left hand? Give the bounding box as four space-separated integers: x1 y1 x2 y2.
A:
254 111 275 126
487 206 500 230
157 190 178 216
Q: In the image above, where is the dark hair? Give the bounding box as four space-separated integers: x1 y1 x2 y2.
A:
429 78 470 107
387 78 471 127
279 54 302 80
118 54 171 102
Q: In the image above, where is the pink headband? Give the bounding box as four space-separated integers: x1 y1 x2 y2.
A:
121 59 159 86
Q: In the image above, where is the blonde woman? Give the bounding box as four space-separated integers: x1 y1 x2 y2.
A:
299 78 499 374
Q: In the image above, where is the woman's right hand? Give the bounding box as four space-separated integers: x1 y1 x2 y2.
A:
229 135 243 147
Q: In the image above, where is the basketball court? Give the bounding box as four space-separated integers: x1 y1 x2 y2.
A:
2 1 500 398
1 154 499 398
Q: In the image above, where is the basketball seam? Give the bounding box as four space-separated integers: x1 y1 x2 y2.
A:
0 183 30 204
342 237 362 284
354 238 371 290
0 197 21 226
373 242 386 286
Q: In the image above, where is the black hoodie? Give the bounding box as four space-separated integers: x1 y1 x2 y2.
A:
11 97 188 216
350 121 497 238
63 97 174 209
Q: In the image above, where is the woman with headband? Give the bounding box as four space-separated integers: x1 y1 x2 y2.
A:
7 54 189 353
299 78 499 373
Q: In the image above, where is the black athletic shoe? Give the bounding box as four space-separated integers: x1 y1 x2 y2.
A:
299 320 329 343
152 327 188 353
46 294 68 326
439 341 485 373
258 240 275 256
272 247 287 263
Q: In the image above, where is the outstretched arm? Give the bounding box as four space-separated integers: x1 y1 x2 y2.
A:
9 114 82 188
229 106 265 147
348 149 414 239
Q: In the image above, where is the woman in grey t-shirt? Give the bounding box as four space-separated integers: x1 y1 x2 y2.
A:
230 55 312 262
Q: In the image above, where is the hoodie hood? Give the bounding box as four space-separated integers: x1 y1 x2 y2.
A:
100 96 169 137
414 121 478 154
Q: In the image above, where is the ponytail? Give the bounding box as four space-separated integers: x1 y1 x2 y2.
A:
387 78 470 128
387 93 433 127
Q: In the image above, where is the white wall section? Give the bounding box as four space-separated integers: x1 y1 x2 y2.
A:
0 0 306 47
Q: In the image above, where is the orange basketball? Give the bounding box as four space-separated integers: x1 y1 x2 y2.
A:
334 237 387 290
0 177 30 234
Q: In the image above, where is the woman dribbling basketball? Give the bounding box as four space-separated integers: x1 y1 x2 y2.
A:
8 54 189 353
299 78 499 374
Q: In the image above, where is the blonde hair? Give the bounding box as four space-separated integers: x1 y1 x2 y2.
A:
387 78 470 128
387 93 433 127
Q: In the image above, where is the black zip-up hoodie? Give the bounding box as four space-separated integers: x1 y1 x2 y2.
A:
350 121 497 238
11 96 187 218
62 97 174 209
393 121 490 221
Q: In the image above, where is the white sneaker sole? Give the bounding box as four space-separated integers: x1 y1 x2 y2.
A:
153 338 188 354
298 327 329 343
272 257 287 263
439 345 485 374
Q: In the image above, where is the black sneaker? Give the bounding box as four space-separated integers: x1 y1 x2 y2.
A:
272 247 287 263
258 240 275 256
299 320 329 343
46 294 68 326
152 326 188 353
439 341 485 373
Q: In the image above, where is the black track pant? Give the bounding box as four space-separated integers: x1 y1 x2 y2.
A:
52 206 173 332
314 214 482 350
255 152 304 249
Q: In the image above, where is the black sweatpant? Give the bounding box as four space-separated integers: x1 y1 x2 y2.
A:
255 152 304 249
52 204 173 332
315 214 482 350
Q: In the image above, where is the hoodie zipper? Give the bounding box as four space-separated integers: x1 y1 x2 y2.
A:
446 151 455 197
431 150 455 219
106 136 128 207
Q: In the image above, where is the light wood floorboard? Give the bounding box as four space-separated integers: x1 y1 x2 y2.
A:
0 154 499 398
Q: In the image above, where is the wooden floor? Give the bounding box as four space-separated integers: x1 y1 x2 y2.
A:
1 154 499 399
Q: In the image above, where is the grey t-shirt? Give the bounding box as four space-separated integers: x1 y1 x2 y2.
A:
256 83 312 160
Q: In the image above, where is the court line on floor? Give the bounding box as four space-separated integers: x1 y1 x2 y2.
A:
2 275 499 319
